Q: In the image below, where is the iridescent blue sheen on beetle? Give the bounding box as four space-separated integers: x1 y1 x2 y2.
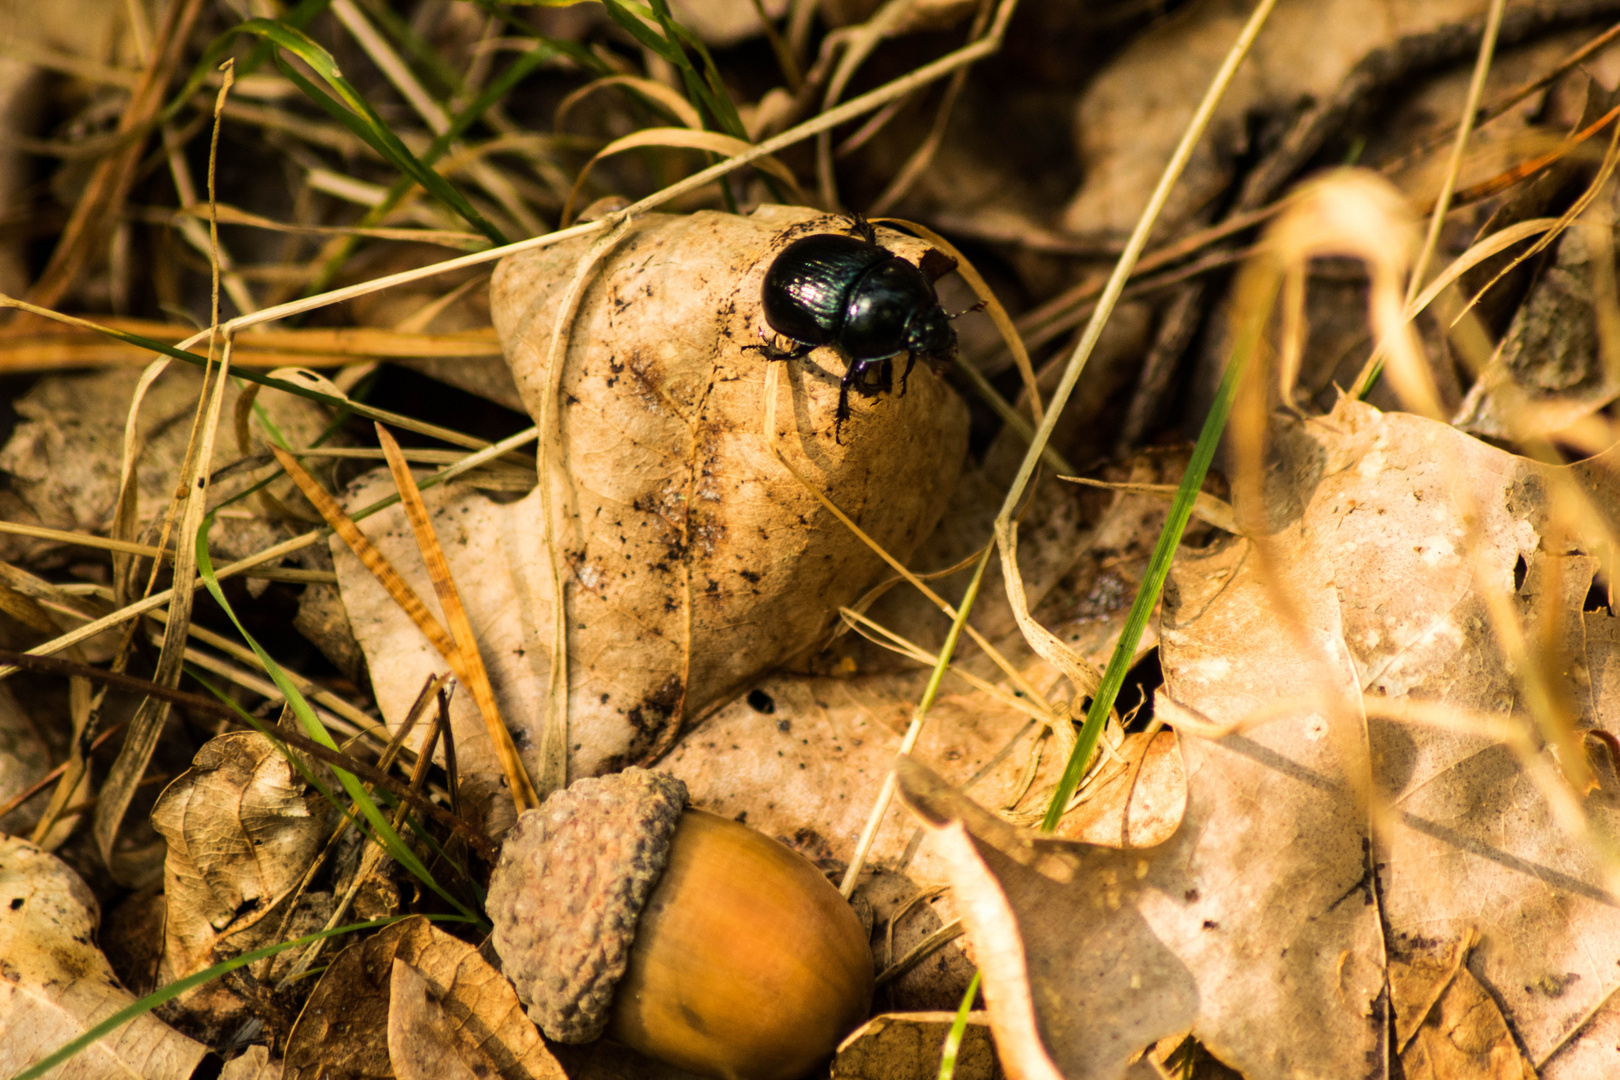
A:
749 217 955 442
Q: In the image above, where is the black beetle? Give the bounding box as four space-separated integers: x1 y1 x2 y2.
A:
749 217 957 442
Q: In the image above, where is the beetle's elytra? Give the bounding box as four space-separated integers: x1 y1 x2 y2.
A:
750 217 956 442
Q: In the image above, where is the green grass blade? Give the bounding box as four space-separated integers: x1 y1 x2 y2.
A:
235 20 508 244
594 0 746 209
13 915 473 1080
1040 321 1256 830
0 314 357 415
353 0 462 96
469 1 614 75
301 38 556 296
937 971 982 1080
190 665 483 898
647 0 747 137
193 514 481 924
161 1 335 125
598 0 684 64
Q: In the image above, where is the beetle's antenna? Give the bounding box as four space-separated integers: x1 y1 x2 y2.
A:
947 300 986 321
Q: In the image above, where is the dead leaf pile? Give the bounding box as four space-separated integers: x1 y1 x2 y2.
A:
904 398 1620 1080
0 364 342 571
11 0 1620 1078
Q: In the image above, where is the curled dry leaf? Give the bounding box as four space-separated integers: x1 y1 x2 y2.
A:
282 914 563 1080
0 835 207 1080
1391 930 1538 1080
336 206 968 809
149 732 333 1009
1060 0 1546 238
899 399 1620 1080
1048 731 1185 849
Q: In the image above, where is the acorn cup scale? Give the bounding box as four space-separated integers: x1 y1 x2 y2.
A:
487 769 874 1080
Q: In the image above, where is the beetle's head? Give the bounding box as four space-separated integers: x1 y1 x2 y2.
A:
905 305 956 359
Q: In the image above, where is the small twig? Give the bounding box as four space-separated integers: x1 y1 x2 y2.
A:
876 918 964 987
1408 0 1507 305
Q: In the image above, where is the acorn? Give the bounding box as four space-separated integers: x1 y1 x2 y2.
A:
486 768 874 1080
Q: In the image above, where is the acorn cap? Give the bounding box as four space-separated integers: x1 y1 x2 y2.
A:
486 767 687 1042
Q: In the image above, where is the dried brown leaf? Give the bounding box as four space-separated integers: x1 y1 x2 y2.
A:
1049 731 1186 848
150 732 333 987
0 835 207 1079
901 399 1620 1079
1061 0 1547 238
1404 968 1538 1079
388 958 486 1080
284 915 563 1080
0 682 53 836
376 424 539 809
1456 221 1620 438
0 366 338 568
336 206 967 798
219 1045 285 1080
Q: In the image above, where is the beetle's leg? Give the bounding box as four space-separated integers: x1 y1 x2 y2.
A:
743 327 813 362
845 212 878 246
897 351 917 398
843 356 891 399
834 362 864 444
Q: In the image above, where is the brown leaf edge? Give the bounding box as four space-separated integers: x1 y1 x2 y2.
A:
895 755 1077 1080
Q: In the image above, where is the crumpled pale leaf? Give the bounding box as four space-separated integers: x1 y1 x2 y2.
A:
901 398 1620 1080
1048 731 1184 848
663 667 1185 863
283 914 563 1080
337 206 968 809
0 834 208 1080
1060 0 1564 238
1391 931 1538 1080
833 1011 1002 1080
149 732 333 995
0 365 339 569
